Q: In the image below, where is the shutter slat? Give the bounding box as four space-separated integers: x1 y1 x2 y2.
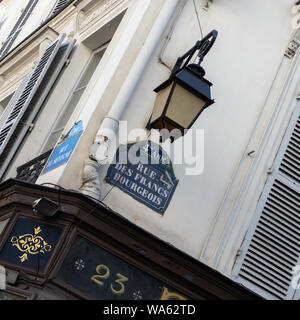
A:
257 218 300 251
244 255 292 285
271 181 300 209
285 152 300 167
255 226 300 257
279 115 300 183
240 264 289 295
291 132 300 142
281 157 300 173
252 234 298 264
261 213 300 240
289 140 300 153
246 250 293 282
248 244 295 273
267 193 299 218
263 207 300 235
280 162 300 183
264 201 300 226
239 268 286 299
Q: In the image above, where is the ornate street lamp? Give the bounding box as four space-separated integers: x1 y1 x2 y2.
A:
147 30 218 141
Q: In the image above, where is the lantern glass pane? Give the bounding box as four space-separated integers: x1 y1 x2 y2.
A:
150 84 172 124
166 84 206 128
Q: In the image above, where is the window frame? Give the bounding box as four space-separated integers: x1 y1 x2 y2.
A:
39 42 109 154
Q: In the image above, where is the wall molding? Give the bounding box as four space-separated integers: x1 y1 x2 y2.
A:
200 37 300 277
76 0 130 41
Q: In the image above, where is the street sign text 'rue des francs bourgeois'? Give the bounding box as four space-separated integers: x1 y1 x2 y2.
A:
106 141 178 214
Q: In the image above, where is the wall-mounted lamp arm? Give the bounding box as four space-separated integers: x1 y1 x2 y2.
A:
170 30 218 77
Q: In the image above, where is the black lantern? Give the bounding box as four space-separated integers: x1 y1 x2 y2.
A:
147 30 218 141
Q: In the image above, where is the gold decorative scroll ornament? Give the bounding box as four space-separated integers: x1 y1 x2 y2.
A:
11 226 52 263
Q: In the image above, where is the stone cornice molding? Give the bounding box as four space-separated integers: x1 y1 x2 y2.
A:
76 0 130 41
48 3 77 36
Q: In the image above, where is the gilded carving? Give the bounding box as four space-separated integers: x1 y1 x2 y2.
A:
11 226 52 263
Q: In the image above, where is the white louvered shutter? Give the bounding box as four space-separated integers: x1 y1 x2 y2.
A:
0 34 75 179
0 0 38 59
233 102 300 300
48 0 72 18
0 75 31 129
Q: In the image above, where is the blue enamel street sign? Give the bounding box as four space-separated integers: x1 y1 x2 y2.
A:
105 141 178 214
43 121 83 174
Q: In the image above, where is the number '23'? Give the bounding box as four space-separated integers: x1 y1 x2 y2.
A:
91 264 128 295
91 264 187 300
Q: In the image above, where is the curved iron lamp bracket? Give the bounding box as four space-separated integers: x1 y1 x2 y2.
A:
170 30 218 78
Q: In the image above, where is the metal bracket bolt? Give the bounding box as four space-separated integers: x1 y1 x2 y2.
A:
247 150 256 157
203 0 213 11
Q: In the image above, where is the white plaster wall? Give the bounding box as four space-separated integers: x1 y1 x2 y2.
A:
71 0 294 260
0 0 296 274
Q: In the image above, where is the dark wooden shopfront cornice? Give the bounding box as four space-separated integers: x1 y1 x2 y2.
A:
0 179 262 300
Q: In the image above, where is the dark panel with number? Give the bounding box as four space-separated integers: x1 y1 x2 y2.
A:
57 236 187 300
0 217 62 272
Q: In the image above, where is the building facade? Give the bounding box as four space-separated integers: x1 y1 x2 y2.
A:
0 0 299 300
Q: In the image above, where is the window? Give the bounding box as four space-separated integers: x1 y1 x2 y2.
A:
41 44 108 153
0 34 75 180
0 0 38 60
232 101 300 300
